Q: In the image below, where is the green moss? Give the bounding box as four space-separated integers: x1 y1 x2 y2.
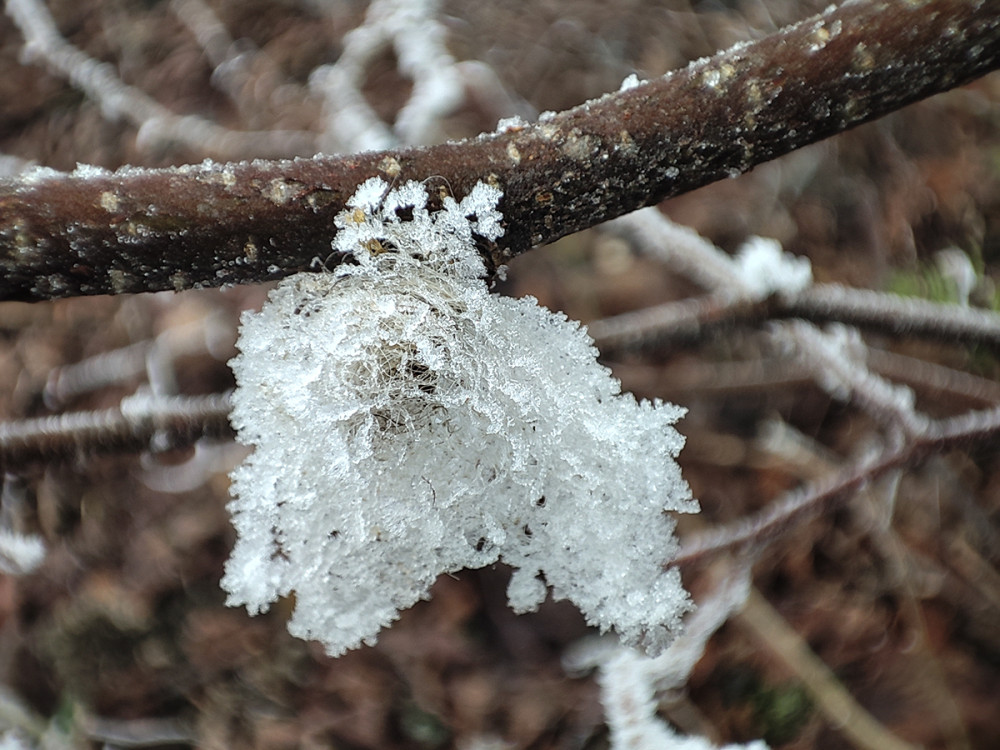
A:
886 249 999 311
751 683 813 746
886 254 1000 377
720 666 813 746
887 264 964 305
397 701 451 749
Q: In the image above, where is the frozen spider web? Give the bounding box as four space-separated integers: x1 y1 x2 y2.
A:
223 177 698 656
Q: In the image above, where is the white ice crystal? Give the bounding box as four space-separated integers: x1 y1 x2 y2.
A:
0 529 46 576
223 177 698 656
733 236 812 298
619 73 644 91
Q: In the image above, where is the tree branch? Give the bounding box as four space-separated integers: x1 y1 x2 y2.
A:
1 0 998 301
0 392 234 469
590 285 1000 354
674 404 1000 569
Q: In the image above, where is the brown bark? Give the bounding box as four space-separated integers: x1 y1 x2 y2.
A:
1 0 998 302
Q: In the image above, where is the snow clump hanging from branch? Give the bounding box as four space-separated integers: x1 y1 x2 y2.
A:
222 176 699 656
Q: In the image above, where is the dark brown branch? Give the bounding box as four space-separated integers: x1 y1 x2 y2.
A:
0 392 234 469
0 0 997 301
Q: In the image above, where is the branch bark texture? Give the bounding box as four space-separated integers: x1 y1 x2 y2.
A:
1 0 998 301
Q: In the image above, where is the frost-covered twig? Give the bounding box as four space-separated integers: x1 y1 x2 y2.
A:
588 294 772 353
309 0 463 151
675 404 1000 569
0 391 233 469
170 0 237 71
782 284 1000 350
75 712 195 748
866 347 1000 406
6 0 317 160
1 0 997 301
43 313 232 407
169 0 297 123
604 209 748 293
589 281 1000 353
565 572 765 750
771 322 929 438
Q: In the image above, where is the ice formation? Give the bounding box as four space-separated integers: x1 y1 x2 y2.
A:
223 177 697 656
733 236 812 298
0 529 46 576
565 573 768 750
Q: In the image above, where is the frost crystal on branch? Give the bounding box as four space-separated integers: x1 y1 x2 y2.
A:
223 178 697 656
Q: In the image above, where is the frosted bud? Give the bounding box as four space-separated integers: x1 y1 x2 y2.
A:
733 236 812 298
223 178 698 656
0 529 46 575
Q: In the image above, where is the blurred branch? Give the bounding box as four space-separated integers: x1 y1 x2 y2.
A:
0 392 233 469
771 322 929 438
5 0 318 160
866 347 1000 406
737 588 920 750
76 711 195 748
307 0 464 151
589 294 772 351
1 0 998 301
590 285 1000 354
674 404 1000 569
782 284 1000 349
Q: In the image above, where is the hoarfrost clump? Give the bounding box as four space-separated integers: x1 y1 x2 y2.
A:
223 177 698 656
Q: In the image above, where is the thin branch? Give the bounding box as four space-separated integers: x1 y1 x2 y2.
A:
866 347 1000 406
308 0 464 151
0 392 234 469
43 313 231 407
76 712 195 748
170 0 304 127
1 0 998 301
676 446 908 570
587 294 771 351
565 571 755 748
674 404 1000 569
772 321 930 438
737 588 920 750
5 0 318 160
604 210 748 293
590 284 1000 353
782 284 1000 350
